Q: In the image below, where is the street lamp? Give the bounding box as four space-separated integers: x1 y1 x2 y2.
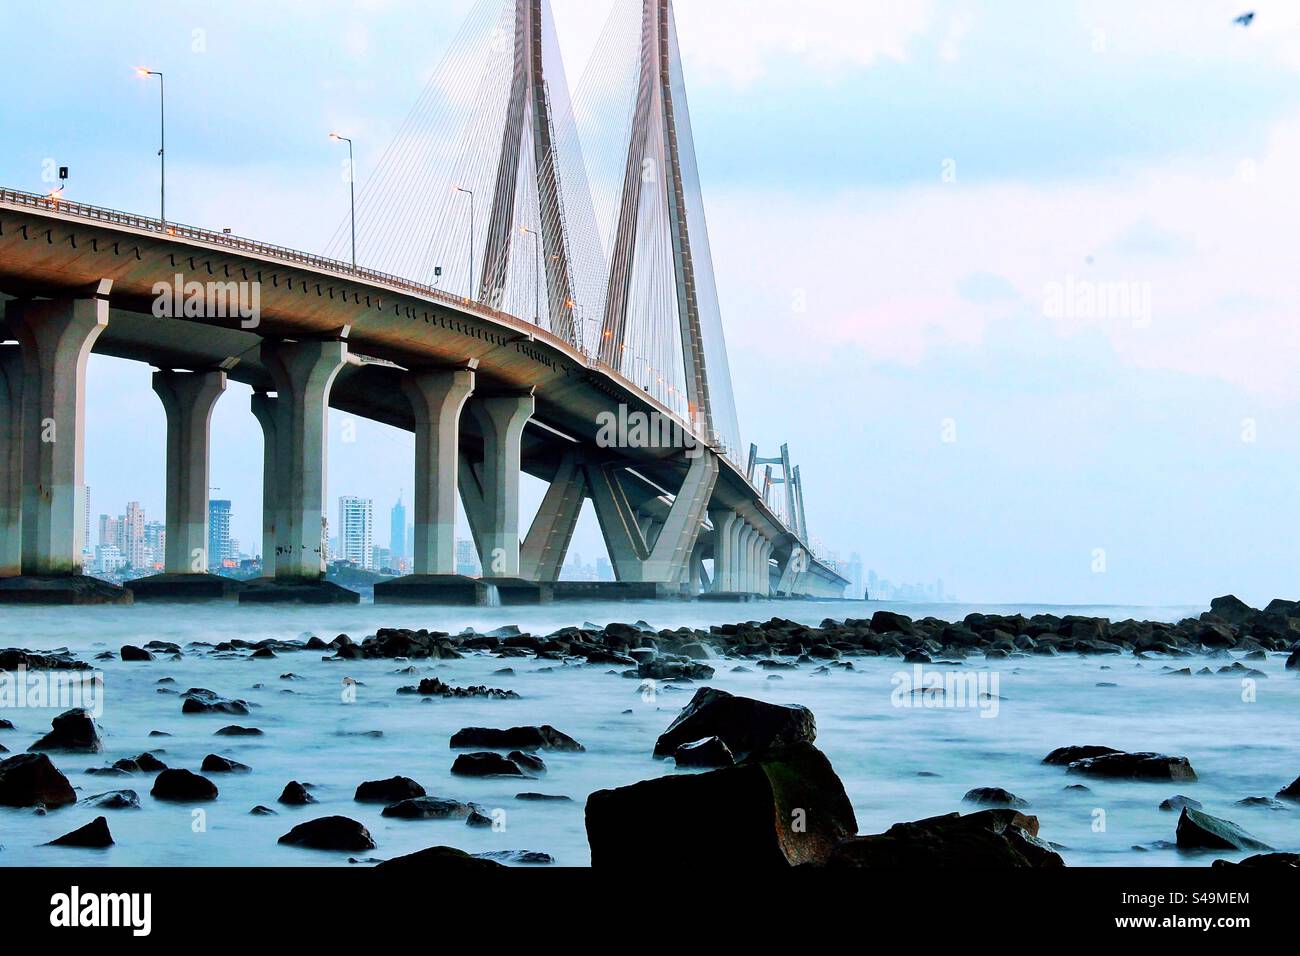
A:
455 187 474 301
329 132 356 267
519 225 540 326
136 67 165 225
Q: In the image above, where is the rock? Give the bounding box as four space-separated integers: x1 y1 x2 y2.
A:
1042 745 1119 765
586 742 855 867
465 809 493 827
475 849 554 865
354 776 426 803
828 809 1064 867
133 752 167 773
1213 852 1300 868
870 610 914 635
1287 647 1300 671
1276 776 1300 801
0 718 13 730
449 725 585 752
45 816 114 848
1235 796 1288 810
0 649 88 671
1207 594 1256 626
374 846 504 871
963 787 1029 808
278 816 375 851
83 790 140 810
507 751 546 775
249 805 277 815
1159 795 1202 812
516 792 572 802
381 797 475 820
28 708 103 753
1175 807 1273 851
451 752 528 777
651 688 815 760
201 754 251 774
396 677 519 699
673 736 735 769
151 768 218 802
214 726 262 737
1065 752 1197 782
181 688 250 715
0 753 77 808
120 645 154 662
278 781 316 805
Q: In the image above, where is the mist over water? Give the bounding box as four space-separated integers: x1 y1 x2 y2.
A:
1 598 1294 867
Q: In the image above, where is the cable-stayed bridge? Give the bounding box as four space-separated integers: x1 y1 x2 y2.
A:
0 0 848 604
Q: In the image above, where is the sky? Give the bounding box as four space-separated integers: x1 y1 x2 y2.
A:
1 0 1297 606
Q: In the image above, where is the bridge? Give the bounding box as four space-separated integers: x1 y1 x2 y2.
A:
0 0 848 605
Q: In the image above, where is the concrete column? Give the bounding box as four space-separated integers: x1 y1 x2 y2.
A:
250 392 281 576
7 290 110 575
520 449 586 582
708 508 736 593
152 369 226 573
750 533 765 595
736 523 753 595
0 343 22 577
757 539 772 597
403 366 475 575
729 516 745 594
261 340 348 581
467 390 534 577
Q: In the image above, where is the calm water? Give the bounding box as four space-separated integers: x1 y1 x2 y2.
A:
1 598 1295 867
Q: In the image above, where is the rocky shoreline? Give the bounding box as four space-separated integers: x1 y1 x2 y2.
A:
0 594 1297 868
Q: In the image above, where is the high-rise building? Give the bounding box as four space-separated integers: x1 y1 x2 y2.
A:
390 494 406 566
338 496 374 570
848 552 864 600
143 521 166 569
208 499 233 570
99 514 122 551
123 502 147 568
82 486 91 551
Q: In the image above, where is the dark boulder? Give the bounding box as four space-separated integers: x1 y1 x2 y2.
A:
278 816 375 852
475 849 554 865
181 688 250 715
381 797 476 820
449 725 584 752
1206 594 1256 626
1175 807 1273 851
870 610 914 635
0 752 77 808
397 677 519 699
201 754 251 774
465 809 493 827
374 846 504 871
354 776 426 803
451 752 528 777
83 790 140 810
651 688 815 760
963 787 1029 808
586 742 855 868
249 805 277 815
278 781 316 805
828 809 1064 867
507 751 546 775
1213 852 1299 868
151 768 218 802
28 708 103 753
673 736 735 769
1066 752 1197 782
134 752 167 773
1159 795 1201 812
214 726 262 736
45 816 114 848
1277 776 1300 801
1287 647 1300 671
516 792 572 802
1042 745 1120 766
120 645 154 662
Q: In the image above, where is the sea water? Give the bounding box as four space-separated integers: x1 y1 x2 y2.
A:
0 599 1295 867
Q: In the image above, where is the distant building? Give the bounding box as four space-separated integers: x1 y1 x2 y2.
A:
390 495 406 566
372 545 394 572
596 557 614 582
208 499 233 569
338 496 374 570
848 552 863 600
123 502 147 568
94 544 126 574
98 514 122 551
143 521 166 569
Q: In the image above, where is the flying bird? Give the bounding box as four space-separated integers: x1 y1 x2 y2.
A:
1234 11 1255 26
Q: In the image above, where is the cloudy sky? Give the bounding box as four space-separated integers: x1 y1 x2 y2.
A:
2 0 1297 605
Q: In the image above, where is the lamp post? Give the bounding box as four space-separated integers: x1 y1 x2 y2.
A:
136 68 165 225
455 187 474 301
519 225 540 326
329 133 356 267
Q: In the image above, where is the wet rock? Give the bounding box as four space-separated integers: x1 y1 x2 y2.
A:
1212 852 1300 868
475 849 554 865
586 742 855 867
151 768 218 802
374 845 504 871
278 816 375 851
396 677 519 699
201 754 251 774
250 647 277 660
1159 795 1202 812
1287 647 1300 671
870 610 914 635
1277 776 1300 801
214 726 262 736
181 689 251 715
0 752 77 808
652 688 815 760
1042 745 1119 766
507 751 546 775
83 790 140 810
134 752 167 773
278 781 316 805
249 805 277 815
381 797 475 820
120 645 154 662
516 792 572 802
449 725 584 753
963 787 1029 808
451 752 529 777
354 776 426 803
45 816 114 848
1175 807 1273 851
673 736 735 769
28 708 103 753
0 649 88 671
828 809 1064 867
1205 594 1256 626
0 718 12 730
1065 752 1197 782
1235 796 1288 810
465 809 493 827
